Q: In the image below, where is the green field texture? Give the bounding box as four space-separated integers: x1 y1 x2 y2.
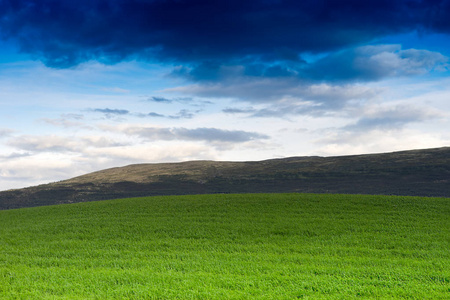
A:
1 193 449 299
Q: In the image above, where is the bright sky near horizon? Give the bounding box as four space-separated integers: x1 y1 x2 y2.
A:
0 0 449 191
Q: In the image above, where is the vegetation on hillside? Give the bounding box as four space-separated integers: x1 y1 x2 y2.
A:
1 193 449 299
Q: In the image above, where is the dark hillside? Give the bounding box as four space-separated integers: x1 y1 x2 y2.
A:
1 147 449 209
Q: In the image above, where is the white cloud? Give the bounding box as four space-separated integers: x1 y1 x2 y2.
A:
0 128 14 138
0 141 219 190
314 128 449 156
7 135 82 153
40 117 93 129
0 153 81 190
165 81 382 118
83 143 216 164
104 125 270 144
344 104 443 131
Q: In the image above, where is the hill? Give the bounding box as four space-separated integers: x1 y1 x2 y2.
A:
0 147 449 209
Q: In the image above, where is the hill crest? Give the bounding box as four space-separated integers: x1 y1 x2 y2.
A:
1 147 449 209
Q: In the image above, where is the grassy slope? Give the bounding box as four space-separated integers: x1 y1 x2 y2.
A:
1 193 449 299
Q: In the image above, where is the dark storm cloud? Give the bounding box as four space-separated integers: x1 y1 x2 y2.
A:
1 0 450 68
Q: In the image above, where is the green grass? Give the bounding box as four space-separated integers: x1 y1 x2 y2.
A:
0 193 449 299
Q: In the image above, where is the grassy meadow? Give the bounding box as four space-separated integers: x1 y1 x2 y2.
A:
0 193 449 299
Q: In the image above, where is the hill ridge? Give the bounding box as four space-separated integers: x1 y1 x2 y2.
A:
1 147 449 209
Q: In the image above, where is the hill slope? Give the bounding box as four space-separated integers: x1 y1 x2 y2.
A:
1 147 449 209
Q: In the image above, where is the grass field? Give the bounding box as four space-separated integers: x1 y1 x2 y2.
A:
0 193 449 299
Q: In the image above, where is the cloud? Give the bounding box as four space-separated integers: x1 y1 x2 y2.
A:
149 96 173 103
84 143 216 165
168 81 380 111
173 45 448 84
343 105 443 131
7 135 82 153
0 142 218 190
2 0 450 68
138 109 196 119
80 136 125 148
304 45 448 82
122 127 269 143
1 124 270 190
7 135 124 153
220 84 379 118
146 112 165 118
165 44 446 118
147 96 212 107
92 108 129 115
314 128 449 157
168 109 195 119
312 104 443 151
0 129 14 138
0 155 79 190
0 152 31 160
223 107 257 114
89 108 131 120
90 107 198 120
62 113 84 120
41 114 93 129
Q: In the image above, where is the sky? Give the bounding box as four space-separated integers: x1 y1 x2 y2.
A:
0 0 449 191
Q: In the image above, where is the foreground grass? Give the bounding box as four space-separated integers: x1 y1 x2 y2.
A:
0 193 449 299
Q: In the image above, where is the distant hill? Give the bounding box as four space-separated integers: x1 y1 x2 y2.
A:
1 147 449 210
